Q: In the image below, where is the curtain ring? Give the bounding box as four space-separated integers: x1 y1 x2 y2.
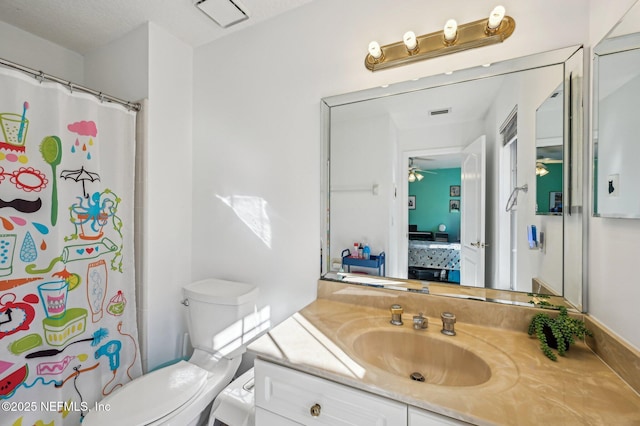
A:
36 71 45 83
98 92 105 103
68 82 74 93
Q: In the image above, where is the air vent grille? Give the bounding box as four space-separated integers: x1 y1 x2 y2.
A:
196 0 249 28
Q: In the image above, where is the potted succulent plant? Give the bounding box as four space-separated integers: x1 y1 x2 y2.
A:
527 306 593 361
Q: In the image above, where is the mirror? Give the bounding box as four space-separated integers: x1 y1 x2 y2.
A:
321 46 584 311
593 1 640 218
535 84 564 215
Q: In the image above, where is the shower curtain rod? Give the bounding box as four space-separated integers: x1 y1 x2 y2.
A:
0 57 141 112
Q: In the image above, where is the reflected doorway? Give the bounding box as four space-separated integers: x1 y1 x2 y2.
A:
404 136 486 287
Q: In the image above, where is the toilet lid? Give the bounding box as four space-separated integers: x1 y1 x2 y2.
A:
85 361 208 426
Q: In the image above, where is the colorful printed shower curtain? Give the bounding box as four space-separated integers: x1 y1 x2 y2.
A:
0 67 141 425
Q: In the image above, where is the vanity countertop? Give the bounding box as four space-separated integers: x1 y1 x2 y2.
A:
248 290 640 425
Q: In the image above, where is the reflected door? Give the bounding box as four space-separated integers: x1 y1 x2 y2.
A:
461 135 486 287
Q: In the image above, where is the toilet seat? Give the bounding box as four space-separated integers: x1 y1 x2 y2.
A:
83 361 208 426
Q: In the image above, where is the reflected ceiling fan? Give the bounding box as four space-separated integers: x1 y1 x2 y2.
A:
536 156 563 176
536 144 563 165
537 157 563 164
408 158 436 182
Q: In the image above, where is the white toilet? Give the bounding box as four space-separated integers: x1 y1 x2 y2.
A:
84 278 260 426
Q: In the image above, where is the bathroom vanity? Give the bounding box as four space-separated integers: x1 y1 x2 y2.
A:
248 280 640 425
254 359 464 425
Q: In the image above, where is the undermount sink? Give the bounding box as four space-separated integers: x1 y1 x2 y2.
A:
351 329 492 386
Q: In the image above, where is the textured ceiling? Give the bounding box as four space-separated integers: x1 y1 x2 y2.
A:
0 0 312 54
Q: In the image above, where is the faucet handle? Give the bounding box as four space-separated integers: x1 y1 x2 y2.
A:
390 304 403 326
413 312 428 330
441 312 456 336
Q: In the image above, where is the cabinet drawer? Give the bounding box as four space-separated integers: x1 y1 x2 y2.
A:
408 406 471 425
256 407 301 425
255 359 407 426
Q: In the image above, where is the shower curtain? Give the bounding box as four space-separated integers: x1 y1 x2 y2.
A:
0 67 141 425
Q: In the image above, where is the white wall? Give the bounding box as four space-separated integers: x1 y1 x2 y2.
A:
0 21 83 82
84 25 149 102
588 0 640 350
589 0 638 46
145 23 193 370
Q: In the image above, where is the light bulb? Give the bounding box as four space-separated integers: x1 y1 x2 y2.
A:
368 41 382 59
488 5 505 30
416 173 424 181
408 172 416 182
444 19 458 42
403 31 417 51
536 164 549 176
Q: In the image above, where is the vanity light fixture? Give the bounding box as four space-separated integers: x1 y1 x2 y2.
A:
365 5 515 71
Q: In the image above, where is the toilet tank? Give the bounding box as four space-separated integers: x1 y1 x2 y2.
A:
183 278 259 355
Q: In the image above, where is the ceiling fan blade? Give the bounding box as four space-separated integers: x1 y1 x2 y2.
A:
538 158 563 164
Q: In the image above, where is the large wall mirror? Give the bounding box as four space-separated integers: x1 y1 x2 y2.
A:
321 46 585 311
593 1 640 218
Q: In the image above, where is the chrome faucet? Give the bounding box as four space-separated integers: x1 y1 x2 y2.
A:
441 312 456 336
413 312 428 330
390 304 403 326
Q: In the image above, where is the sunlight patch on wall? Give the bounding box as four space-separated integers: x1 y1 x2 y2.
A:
217 195 272 248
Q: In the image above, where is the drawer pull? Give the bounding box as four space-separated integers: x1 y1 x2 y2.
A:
310 403 321 417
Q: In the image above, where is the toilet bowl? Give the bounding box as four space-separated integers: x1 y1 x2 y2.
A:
83 278 261 426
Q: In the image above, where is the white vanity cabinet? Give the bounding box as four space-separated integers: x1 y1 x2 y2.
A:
254 359 406 425
254 359 469 426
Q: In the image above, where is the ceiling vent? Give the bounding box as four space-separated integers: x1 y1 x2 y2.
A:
195 0 249 28
429 108 452 116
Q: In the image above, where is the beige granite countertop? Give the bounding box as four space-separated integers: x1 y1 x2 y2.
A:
248 284 640 425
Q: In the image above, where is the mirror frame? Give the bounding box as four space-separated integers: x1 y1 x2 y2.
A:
320 45 586 312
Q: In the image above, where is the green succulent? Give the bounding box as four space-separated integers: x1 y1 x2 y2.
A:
527 306 593 361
